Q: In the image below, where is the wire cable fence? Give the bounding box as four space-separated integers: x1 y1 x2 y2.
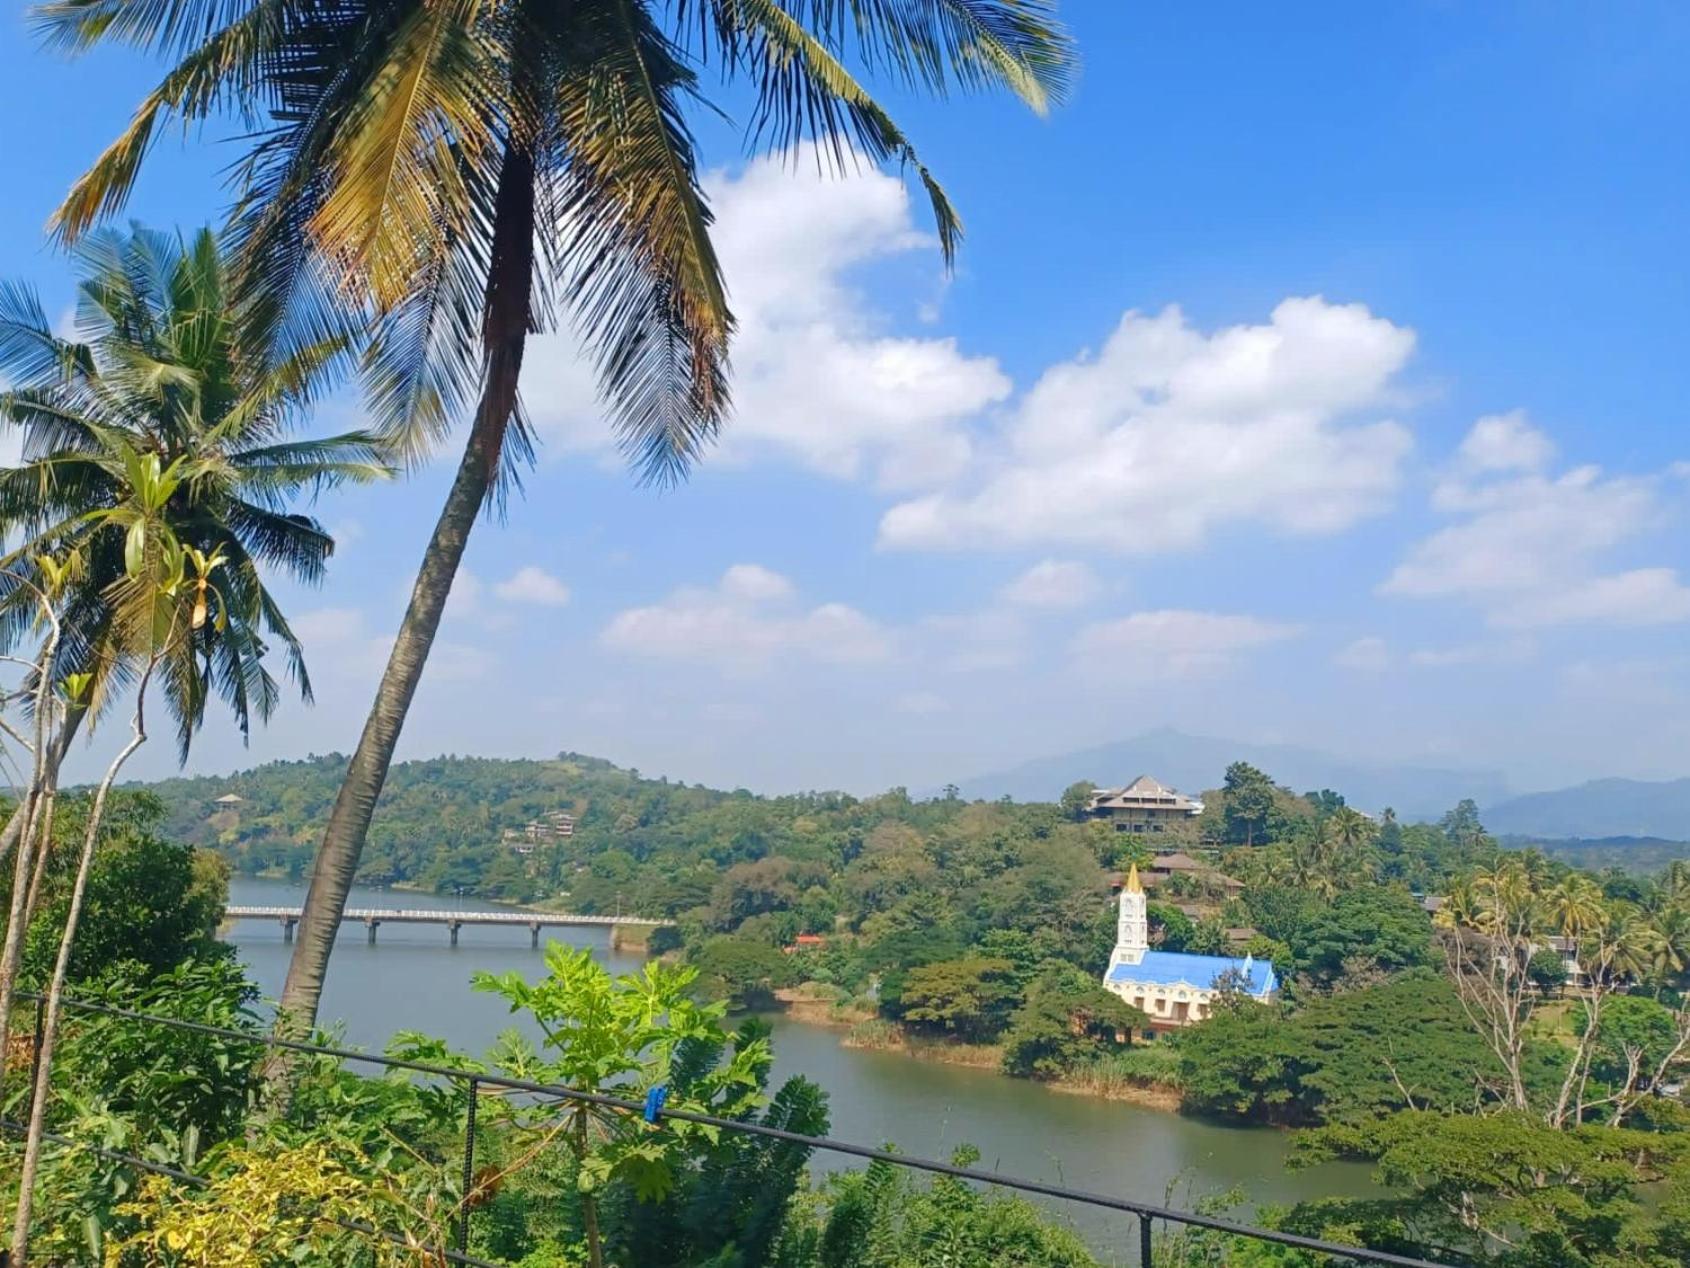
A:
3 991 1456 1268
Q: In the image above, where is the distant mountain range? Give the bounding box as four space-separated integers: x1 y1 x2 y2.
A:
1482 779 1690 842
949 728 1511 821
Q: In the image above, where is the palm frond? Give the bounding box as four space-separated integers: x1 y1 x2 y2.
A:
47 0 292 241
0 281 93 387
731 0 963 261
552 0 733 485
777 0 1074 111
305 0 501 309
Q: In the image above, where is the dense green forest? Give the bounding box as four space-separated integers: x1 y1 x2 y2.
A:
149 752 1690 1120
15 755 1690 1264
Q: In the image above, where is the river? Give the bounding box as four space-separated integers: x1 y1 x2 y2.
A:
224 877 1378 1262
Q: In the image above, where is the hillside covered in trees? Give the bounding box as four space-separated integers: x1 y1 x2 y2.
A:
97 753 1690 1264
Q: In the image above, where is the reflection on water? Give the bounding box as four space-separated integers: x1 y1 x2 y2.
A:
225 877 1377 1261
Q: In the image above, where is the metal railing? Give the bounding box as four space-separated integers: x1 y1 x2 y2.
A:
4 992 1456 1268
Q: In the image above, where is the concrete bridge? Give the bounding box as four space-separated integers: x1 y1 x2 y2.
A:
224 905 672 949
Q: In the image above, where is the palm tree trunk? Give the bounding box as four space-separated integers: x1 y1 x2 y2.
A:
269 146 537 1051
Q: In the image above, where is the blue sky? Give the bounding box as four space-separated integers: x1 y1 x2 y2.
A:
4 2 1689 797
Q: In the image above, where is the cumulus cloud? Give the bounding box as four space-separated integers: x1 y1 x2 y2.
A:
1000 560 1101 609
520 146 1008 487
1384 415 1690 627
494 566 572 607
1456 410 1556 475
878 297 1416 553
1071 610 1300 677
1335 636 1390 672
719 563 795 601
601 565 892 671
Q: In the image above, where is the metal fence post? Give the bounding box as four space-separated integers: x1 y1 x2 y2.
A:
458 1075 479 1255
1138 1212 1153 1267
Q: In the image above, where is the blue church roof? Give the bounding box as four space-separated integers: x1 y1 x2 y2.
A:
1107 950 1277 998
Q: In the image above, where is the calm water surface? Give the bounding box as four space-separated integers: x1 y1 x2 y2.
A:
225 877 1377 1262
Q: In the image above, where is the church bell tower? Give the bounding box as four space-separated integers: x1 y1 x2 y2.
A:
1110 863 1149 969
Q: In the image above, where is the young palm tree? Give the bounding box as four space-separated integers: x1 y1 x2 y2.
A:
0 226 386 1106
42 0 1075 1036
0 225 388 758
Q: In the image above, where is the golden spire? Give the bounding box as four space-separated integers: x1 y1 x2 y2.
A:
1125 862 1143 894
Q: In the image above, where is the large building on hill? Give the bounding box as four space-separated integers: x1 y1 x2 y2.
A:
1101 864 1277 1027
1085 775 1203 835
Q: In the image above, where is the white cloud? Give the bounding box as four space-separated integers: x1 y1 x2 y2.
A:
1071 610 1300 677
720 563 795 602
520 145 1009 488
1457 410 1555 474
494 565 572 607
291 607 490 683
601 566 892 670
1498 569 1690 628
442 569 514 632
1406 639 1534 668
1335 636 1390 672
1000 560 1101 609
1384 414 1690 627
879 297 1416 553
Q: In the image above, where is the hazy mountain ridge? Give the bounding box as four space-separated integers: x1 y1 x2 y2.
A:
1482 778 1690 842
949 728 1511 820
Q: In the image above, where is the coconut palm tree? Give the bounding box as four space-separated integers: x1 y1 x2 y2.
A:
1329 805 1375 852
1546 874 1607 968
0 227 385 1110
42 0 1075 1037
1645 902 1690 998
1662 859 1690 909
1605 905 1668 987
0 225 387 759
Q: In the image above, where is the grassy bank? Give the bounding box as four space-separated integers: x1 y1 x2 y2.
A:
832 1013 1189 1109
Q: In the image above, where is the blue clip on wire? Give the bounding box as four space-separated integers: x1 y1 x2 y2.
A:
643 1085 668 1124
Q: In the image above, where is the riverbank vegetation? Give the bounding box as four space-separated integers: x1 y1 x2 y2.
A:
2 863 1108 1268
139 752 1690 1263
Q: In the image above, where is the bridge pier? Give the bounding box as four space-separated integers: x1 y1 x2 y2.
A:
280 917 296 943
365 918 380 945
449 920 462 948
529 922 540 949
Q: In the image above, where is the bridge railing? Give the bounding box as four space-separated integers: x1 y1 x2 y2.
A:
4 991 1455 1268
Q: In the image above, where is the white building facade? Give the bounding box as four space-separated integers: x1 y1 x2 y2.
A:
1102 865 1277 1027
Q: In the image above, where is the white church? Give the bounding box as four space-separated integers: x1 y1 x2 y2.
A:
1102 864 1278 1027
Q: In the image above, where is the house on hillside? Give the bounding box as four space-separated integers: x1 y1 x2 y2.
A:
1085 776 1204 835
211 793 244 809
1102 865 1277 1027
502 809 577 853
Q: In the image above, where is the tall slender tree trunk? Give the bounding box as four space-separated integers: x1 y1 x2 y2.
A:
7 675 150 1266
269 147 536 1048
0 627 61 1101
